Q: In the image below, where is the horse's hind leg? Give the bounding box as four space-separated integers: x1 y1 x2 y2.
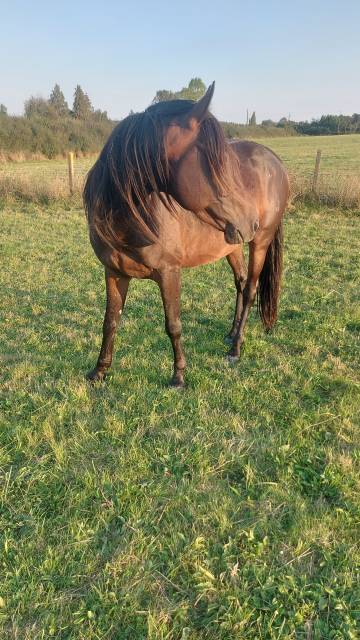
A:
228 240 269 361
87 270 130 382
156 268 186 388
226 246 247 342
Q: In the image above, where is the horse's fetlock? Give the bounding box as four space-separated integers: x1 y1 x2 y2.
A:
176 357 186 371
97 358 111 369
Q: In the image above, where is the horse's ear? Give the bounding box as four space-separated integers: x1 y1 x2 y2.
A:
188 81 215 122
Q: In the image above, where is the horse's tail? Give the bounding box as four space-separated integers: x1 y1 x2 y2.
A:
257 221 283 331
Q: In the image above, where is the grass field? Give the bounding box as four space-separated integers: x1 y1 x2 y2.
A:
0 135 359 206
255 134 360 177
0 201 359 639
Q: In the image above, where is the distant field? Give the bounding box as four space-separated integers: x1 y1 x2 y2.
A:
255 134 360 178
0 134 359 188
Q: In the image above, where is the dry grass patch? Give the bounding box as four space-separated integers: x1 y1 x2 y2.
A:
0 174 83 205
1 134 359 210
1 164 359 210
289 170 360 209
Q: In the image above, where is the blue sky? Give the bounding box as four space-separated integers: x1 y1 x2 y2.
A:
1 0 359 123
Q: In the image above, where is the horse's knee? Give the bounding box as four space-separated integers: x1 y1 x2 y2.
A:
103 318 118 334
165 318 182 339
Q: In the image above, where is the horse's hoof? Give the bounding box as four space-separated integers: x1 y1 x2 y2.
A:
169 376 185 390
227 354 239 365
86 368 106 383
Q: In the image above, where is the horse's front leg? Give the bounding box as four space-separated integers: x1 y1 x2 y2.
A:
87 270 130 382
226 246 247 342
157 268 186 388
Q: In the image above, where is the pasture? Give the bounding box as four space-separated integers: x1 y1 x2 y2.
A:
0 199 359 638
0 135 360 208
255 134 360 177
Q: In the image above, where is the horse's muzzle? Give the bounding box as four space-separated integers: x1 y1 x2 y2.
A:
224 219 259 244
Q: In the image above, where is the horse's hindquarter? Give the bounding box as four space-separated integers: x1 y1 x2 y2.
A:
229 140 289 233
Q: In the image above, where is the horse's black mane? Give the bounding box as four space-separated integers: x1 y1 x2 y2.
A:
146 99 196 118
84 97 228 248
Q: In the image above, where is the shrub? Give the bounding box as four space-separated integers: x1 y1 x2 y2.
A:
0 113 115 159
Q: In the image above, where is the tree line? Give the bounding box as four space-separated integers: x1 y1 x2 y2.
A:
153 80 360 135
0 85 114 158
22 84 109 121
153 77 208 103
1 79 359 159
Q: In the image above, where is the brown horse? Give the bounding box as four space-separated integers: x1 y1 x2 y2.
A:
84 83 289 387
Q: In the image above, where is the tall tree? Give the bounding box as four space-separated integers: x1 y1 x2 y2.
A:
93 108 109 122
249 111 257 126
73 85 93 119
187 77 206 98
24 96 55 118
153 78 206 103
179 78 206 100
152 89 175 103
0 104 7 115
49 84 68 116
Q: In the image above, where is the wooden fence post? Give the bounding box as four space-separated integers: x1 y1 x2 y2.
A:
67 151 74 195
312 149 322 192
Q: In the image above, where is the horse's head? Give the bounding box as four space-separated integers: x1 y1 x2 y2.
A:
146 83 219 212
84 83 259 249
147 83 259 242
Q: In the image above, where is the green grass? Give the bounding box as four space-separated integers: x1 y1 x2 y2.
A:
255 134 360 178
0 203 359 639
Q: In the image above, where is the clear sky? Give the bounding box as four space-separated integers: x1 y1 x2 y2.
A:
1 0 359 123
